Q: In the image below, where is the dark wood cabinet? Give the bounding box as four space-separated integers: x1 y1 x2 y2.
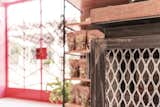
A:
90 33 160 107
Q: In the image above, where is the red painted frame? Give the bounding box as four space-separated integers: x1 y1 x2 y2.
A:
5 5 8 98
6 88 50 102
3 0 50 102
1 0 31 6
0 6 6 98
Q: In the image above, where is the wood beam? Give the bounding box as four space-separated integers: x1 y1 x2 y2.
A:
91 0 160 24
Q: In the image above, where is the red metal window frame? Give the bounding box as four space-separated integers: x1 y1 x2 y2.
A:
4 0 50 102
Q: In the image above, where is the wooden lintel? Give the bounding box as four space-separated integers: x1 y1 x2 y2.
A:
91 0 160 24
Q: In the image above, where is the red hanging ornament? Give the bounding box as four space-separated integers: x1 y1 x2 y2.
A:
36 48 47 59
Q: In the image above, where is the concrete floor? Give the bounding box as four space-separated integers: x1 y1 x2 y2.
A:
0 98 61 107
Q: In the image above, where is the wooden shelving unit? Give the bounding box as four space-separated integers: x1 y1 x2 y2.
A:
64 48 90 106
65 17 96 107
65 25 105 107
65 77 91 82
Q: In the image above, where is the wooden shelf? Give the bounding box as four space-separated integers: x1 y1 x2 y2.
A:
65 77 91 82
66 21 91 27
65 103 83 107
65 49 90 55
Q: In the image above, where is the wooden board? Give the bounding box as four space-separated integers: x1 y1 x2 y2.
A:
91 0 160 24
66 0 128 10
65 77 91 82
67 0 129 21
65 103 82 107
106 22 160 38
66 21 91 27
65 49 90 55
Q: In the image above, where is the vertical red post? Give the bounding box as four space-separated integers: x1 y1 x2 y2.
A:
5 5 8 97
0 5 7 97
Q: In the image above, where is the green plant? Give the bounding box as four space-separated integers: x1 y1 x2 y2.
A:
43 59 54 65
46 77 71 103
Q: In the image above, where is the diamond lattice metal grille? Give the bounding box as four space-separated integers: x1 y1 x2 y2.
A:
105 48 160 107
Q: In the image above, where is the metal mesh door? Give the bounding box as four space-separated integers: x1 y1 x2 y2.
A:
105 48 160 107
7 0 63 90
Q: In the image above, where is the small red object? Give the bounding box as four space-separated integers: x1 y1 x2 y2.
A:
36 48 47 59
